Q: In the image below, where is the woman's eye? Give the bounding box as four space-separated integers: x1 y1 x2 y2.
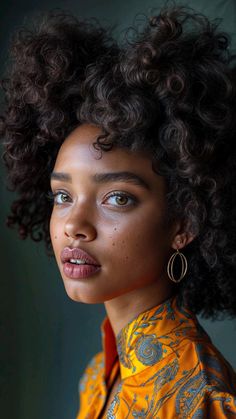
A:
47 191 70 205
104 192 137 207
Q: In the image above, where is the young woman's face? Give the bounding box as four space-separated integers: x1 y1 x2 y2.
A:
49 123 179 304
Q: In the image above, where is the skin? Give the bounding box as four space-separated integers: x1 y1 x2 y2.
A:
49 123 195 336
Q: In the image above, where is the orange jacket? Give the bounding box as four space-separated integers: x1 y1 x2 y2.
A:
76 295 236 418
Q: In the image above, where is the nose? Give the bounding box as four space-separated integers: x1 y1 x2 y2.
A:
64 202 97 241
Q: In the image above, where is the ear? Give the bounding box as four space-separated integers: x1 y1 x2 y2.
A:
170 219 196 251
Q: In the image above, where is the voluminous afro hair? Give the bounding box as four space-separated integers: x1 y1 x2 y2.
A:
1 4 236 319
0 9 118 246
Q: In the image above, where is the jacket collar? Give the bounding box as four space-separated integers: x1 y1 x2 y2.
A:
101 295 209 381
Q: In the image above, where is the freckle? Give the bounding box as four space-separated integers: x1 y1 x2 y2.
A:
54 236 57 239
112 242 115 246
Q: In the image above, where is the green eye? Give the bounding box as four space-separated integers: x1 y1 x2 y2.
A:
115 195 128 205
59 193 68 203
46 191 70 205
105 192 136 207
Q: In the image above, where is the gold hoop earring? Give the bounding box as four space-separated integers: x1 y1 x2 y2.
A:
167 248 188 283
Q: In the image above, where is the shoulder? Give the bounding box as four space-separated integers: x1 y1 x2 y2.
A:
133 318 236 417
195 388 236 418
186 338 236 391
173 337 236 417
169 312 236 392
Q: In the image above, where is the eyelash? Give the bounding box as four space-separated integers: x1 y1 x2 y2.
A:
46 190 137 207
104 191 137 207
46 191 65 204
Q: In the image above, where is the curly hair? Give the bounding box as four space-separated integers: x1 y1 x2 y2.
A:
1 4 236 319
0 9 118 246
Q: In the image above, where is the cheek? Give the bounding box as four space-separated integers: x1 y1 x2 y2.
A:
106 215 167 265
49 213 62 247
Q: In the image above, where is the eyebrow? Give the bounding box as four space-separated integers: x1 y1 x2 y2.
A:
50 172 72 183
50 171 150 190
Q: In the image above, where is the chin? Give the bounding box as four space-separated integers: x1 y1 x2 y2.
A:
62 281 106 304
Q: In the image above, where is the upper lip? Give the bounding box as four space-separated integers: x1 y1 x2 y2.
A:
60 247 101 266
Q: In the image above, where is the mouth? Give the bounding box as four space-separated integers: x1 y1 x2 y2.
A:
60 246 101 266
68 258 91 265
60 247 101 279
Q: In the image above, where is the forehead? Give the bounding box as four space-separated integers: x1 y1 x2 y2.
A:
54 123 155 174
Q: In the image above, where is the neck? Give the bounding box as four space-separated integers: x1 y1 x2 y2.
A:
104 275 175 337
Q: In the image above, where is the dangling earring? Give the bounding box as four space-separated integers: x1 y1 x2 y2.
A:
167 246 188 283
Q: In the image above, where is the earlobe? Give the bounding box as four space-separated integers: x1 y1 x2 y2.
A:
172 232 196 250
170 219 196 250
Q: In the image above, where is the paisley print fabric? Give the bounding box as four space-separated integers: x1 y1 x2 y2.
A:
76 295 236 418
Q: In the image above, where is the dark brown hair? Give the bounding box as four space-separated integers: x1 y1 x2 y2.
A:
1 4 236 318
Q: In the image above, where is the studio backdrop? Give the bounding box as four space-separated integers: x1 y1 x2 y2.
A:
0 1 236 419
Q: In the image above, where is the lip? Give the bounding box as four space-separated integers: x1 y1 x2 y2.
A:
60 247 101 266
63 262 101 279
60 247 101 280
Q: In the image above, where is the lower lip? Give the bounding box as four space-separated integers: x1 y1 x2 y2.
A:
63 262 101 279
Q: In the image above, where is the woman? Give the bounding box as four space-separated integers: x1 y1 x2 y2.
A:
1 4 236 418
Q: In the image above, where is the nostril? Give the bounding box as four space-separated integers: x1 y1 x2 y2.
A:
64 226 97 241
65 231 86 239
75 233 87 239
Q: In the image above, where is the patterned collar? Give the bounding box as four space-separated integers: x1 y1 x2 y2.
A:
101 295 210 381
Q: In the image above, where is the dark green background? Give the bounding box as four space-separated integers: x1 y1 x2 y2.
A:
0 1 235 419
